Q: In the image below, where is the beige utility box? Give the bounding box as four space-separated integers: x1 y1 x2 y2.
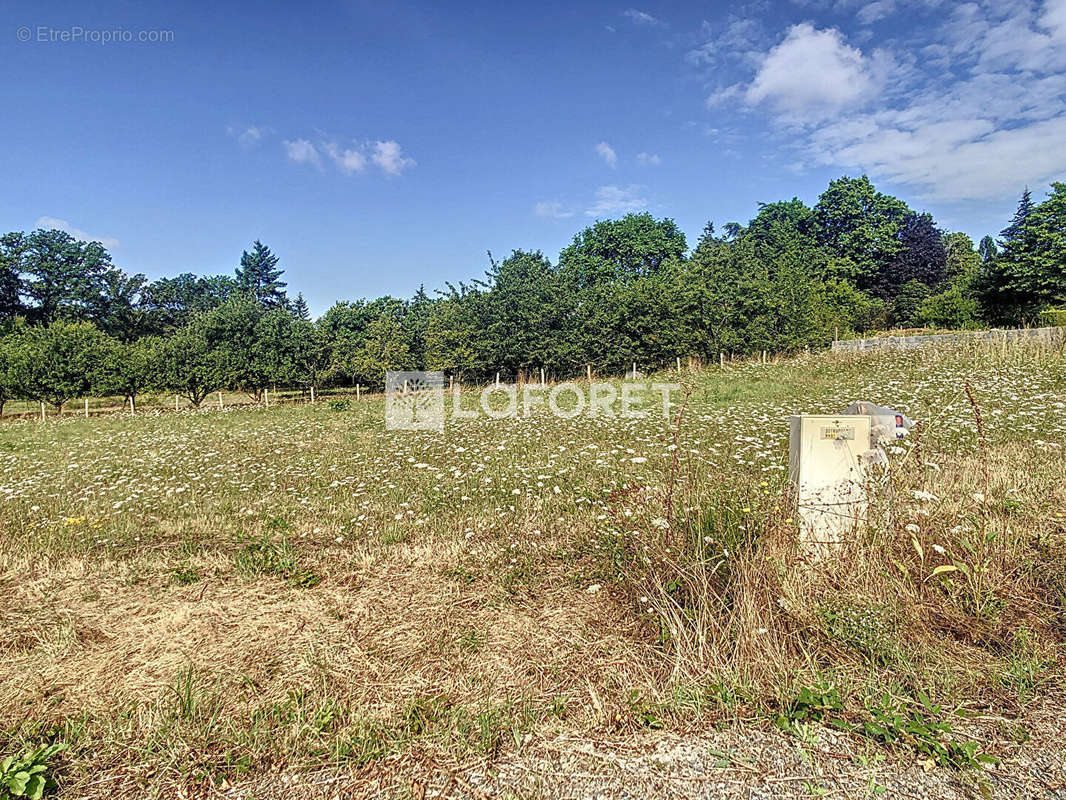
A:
789 414 872 547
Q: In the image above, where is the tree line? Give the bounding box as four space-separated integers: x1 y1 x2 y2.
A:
1 175 1064 413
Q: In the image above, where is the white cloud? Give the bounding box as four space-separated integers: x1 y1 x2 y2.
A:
746 23 875 119
595 141 618 168
686 17 766 67
323 142 367 174
856 0 895 25
284 137 414 176
784 1 1066 201
706 83 743 108
623 8 665 26
534 201 576 219
35 217 119 249
371 140 416 175
1044 0 1066 38
227 125 266 147
585 185 648 217
636 152 662 165
691 1 1066 207
811 108 1066 201
283 138 321 168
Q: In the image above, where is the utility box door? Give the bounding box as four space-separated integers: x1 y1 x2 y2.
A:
789 415 871 546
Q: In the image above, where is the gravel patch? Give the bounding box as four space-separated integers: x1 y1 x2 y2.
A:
214 707 1066 799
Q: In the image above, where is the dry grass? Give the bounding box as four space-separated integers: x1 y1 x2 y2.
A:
1 341 1065 796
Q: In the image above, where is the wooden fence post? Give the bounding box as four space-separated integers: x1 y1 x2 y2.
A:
720 352 725 368
40 401 46 421
587 364 592 382
676 356 681 373
495 372 500 389
218 391 223 410
175 395 179 412
84 398 89 418
310 385 315 405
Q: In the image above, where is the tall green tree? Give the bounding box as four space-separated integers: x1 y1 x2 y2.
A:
92 270 149 341
201 296 270 399
993 183 1066 310
916 232 981 329
999 188 1034 245
0 333 18 415
320 297 408 385
98 336 163 411
978 235 998 264
403 285 435 369
0 233 26 320
291 292 311 321
235 240 288 308
813 176 911 288
352 313 411 388
559 213 686 287
253 306 301 389
424 292 483 378
11 321 113 412
481 250 575 377
17 229 115 324
290 317 329 391
162 318 217 407
942 232 981 283
141 273 236 334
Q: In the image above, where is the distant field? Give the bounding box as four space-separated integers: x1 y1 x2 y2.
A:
2 342 1065 798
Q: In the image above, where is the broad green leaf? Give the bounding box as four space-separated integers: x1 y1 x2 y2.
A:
7 770 30 794
25 773 46 800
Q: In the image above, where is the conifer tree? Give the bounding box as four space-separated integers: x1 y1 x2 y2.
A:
292 292 311 321
999 188 1034 245
236 240 288 308
978 235 998 263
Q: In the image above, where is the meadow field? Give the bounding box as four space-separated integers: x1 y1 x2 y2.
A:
2 342 1065 798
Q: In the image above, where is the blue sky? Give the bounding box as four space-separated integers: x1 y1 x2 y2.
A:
3 0 1065 314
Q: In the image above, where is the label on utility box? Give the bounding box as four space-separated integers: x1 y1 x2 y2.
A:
791 414 872 550
820 426 855 440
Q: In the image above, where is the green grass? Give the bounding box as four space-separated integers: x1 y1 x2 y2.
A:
2 341 1065 796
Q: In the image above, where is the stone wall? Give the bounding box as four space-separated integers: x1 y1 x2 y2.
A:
831 326 1066 352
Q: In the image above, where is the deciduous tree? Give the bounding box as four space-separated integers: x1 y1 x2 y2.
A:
11 321 112 412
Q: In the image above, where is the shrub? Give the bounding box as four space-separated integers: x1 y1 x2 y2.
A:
1039 307 1066 327
917 284 981 330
